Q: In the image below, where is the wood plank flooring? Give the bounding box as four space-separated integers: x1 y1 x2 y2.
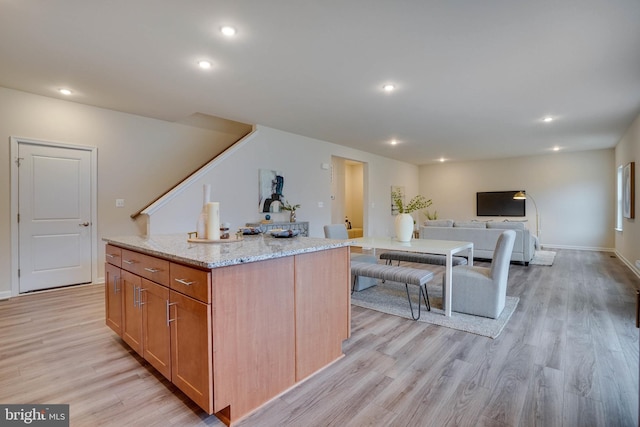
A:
0 249 638 426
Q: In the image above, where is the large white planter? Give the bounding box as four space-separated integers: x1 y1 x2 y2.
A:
395 213 414 242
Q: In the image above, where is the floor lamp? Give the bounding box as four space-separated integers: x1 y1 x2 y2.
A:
513 191 540 244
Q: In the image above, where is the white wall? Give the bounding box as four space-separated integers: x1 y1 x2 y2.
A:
148 125 420 239
615 111 640 275
0 87 250 296
0 87 420 297
419 149 615 250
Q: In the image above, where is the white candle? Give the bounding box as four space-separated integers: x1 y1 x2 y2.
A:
206 202 220 240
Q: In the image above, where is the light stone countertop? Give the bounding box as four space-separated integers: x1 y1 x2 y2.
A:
103 233 351 269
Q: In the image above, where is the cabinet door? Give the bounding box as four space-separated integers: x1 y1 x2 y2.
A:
169 290 213 414
141 278 171 380
104 263 122 336
121 270 143 356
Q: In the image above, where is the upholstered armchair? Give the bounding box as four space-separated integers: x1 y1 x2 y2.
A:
444 229 516 318
323 224 378 291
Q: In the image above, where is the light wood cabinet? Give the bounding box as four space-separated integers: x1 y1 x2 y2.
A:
212 257 296 423
105 244 214 414
294 248 350 380
105 244 122 268
105 242 349 426
104 262 122 335
121 270 143 356
170 290 212 413
170 262 211 303
142 278 171 380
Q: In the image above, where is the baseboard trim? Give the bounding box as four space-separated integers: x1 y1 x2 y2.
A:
0 290 11 301
615 251 640 280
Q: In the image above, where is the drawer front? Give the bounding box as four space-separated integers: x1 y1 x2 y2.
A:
170 263 211 303
105 244 122 267
121 249 170 286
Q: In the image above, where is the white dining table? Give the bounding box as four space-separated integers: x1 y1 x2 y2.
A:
349 237 474 317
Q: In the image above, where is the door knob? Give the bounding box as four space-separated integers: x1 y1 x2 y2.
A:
79 222 90 227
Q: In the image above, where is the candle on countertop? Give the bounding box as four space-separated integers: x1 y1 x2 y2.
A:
196 184 212 239
206 202 220 240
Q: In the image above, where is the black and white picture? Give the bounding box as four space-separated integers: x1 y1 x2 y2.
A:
259 169 285 213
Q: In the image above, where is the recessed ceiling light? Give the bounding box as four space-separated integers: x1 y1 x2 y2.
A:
439 157 446 162
542 116 553 122
383 84 395 92
198 60 212 69
58 88 72 95
553 146 560 151
390 139 398 145
221 26 237 36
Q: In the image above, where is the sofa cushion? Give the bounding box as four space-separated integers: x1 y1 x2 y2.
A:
424 219 454 227
487 221 527 231
454 221 486 229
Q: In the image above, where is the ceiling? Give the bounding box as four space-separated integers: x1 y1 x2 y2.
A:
1 0 639 165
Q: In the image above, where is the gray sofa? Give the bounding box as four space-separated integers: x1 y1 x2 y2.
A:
419 219 535 265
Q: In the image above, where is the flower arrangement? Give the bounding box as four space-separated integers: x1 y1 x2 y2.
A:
282 200 300 223
281 200 301 212
391 189 432 214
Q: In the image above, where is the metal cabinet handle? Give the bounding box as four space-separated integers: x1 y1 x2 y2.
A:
123 260 135 265
138 288 146 306
133 285 138 307
144 267 160 273
166 301 178 327
174 278 195 286
113 276 119 294
106 254 115 258
79 222 90 227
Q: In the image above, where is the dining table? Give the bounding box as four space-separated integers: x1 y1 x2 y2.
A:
349 237 474 317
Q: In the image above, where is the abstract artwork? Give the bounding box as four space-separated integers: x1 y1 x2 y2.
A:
259 169 284 213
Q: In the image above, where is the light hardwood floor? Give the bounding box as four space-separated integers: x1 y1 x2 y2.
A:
0 249 638 426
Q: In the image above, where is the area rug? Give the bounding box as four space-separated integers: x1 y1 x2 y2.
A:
351 279 518 339
530 250 556 266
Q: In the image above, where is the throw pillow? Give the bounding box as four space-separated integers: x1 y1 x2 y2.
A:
487 222 526 231
453 221 487 229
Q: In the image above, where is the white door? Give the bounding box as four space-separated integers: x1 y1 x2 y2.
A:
18 142 92 292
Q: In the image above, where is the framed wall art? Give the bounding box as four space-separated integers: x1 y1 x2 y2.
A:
623 161 635 219
258 169 285 213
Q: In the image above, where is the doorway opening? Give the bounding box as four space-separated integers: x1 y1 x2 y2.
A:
330 156 366 237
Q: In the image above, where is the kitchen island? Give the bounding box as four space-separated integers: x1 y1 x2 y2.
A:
103 234 351 426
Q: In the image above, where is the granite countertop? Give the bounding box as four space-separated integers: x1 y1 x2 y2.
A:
103 234 351 269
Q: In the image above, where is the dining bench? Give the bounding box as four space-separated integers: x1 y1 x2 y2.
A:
350 261 434 320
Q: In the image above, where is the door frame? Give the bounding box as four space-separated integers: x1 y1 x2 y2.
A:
330 156 369 235
10 136 98 297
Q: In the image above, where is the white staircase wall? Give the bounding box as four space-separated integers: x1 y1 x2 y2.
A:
143 125 420 238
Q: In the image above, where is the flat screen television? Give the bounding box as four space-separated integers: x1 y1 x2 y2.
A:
476 191 526 217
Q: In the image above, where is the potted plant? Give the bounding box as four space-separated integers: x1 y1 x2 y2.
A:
391 190 432 242
282 200 301 222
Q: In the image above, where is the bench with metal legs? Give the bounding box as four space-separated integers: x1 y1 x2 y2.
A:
350 261 434 320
